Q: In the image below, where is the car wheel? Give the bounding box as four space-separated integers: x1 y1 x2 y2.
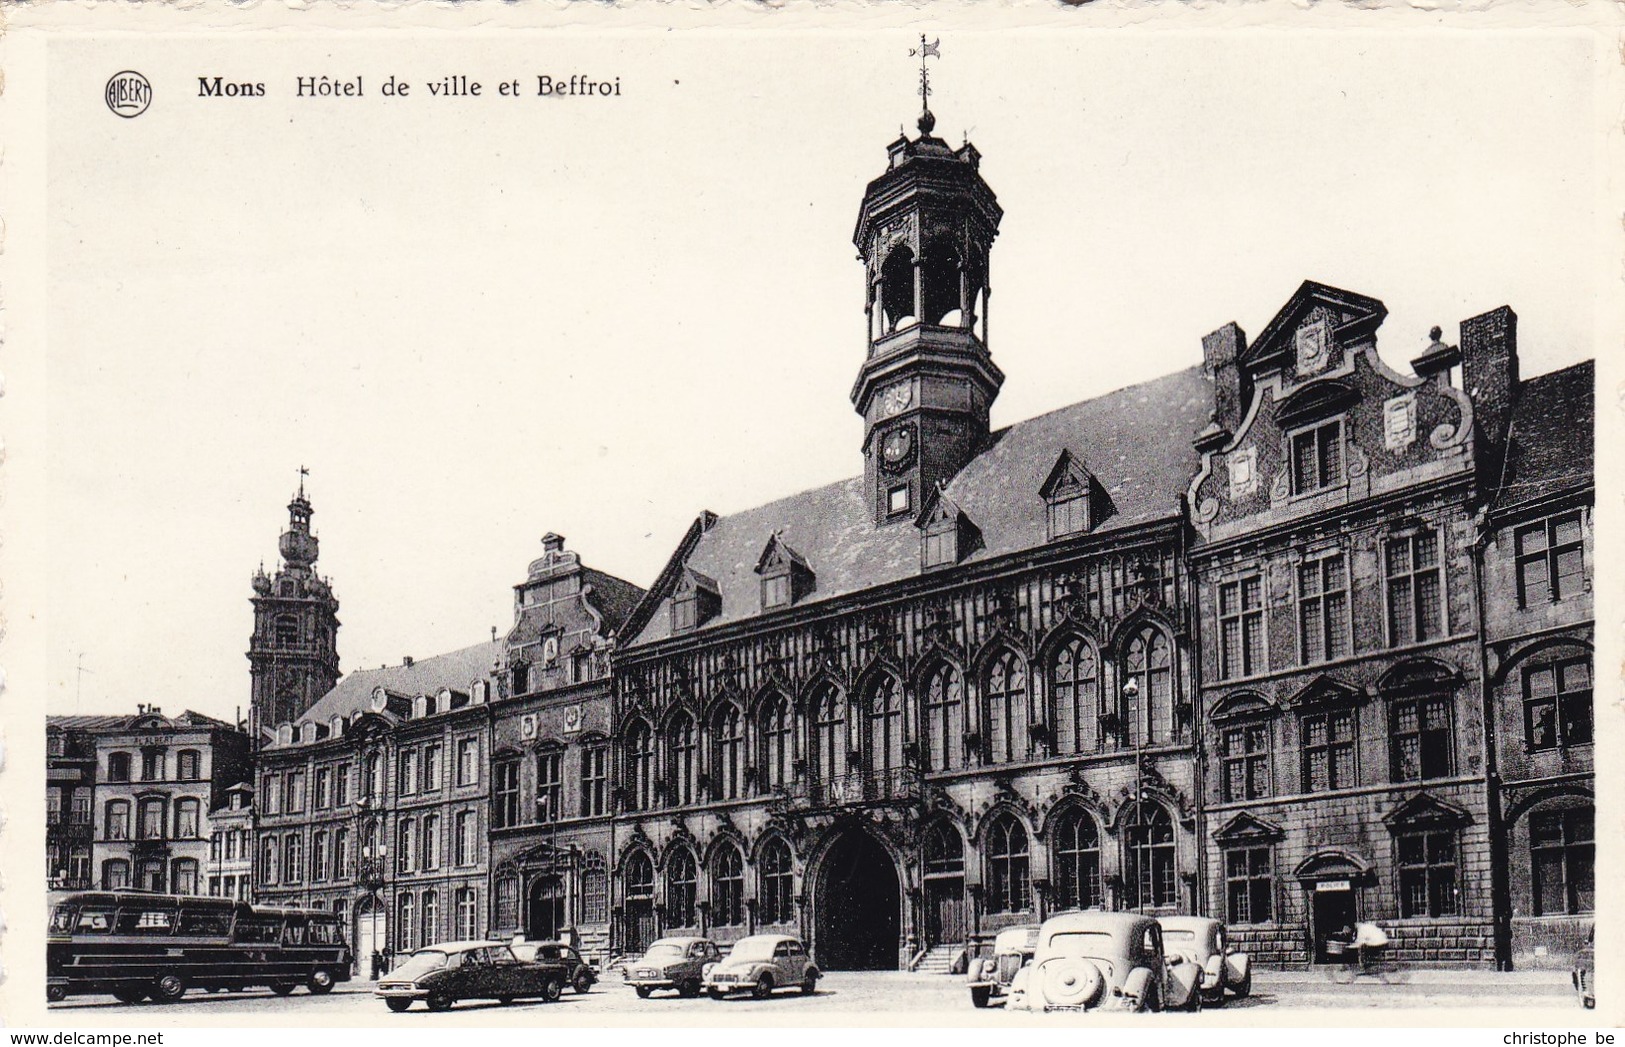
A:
751 975 774 1000
970 986 992 1008
269 983 297 997
152 974 188 1003
308 969 336 995
1232 969 1252 999
679 979 702 999
543 977 564 1003
113 988 147 1005
426 992 454 1012
573 970 593 995
635 985 653 999
385 998 412 1013
708 987 726 1000
801 972 817 997
498 997 514 1006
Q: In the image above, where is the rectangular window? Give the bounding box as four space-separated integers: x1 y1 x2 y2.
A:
1290 421 1344 495
455 811 478 867
285 770 306 813
1531 808 1594 916
1301 709 1356 792
334 765 350 807
1390 696 1454 781
1523 657 1593 751
422 745 442 791
672 596 697 633
1298 553 1349 664
581 745 609 818
141 750 165 782
398 750 418 796
537 751 563 823
456 738 479 787
1048 493 1088 539
1386 530 1443 646
762 573 791 610
493 760 520 829
421 815 440 872
261 775 280 815
1516 512 1587 606
1221 723 1271 802
1224 845 1274 924
314 767 331 809
1397 827 1458 917
888 485 911 515
922 528 955 568
1218 573 1265 679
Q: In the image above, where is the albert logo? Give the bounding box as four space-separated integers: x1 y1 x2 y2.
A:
105 71 152 118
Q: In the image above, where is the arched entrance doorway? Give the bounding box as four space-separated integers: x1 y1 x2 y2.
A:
815 828 901 970
527 876 564 941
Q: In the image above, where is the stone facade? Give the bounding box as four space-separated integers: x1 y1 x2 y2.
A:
207 783 255 901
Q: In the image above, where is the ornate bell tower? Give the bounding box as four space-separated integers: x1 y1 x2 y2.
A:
247 470 341 736
853 39 1004 525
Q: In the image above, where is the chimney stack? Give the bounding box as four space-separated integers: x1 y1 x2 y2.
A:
1197 322 1250 451
1460 306 1520 487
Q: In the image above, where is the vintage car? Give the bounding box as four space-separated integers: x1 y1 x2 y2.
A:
1573 927 1594 1010
702 934 820 999
1157 916 1251 1004
1006 912 1201 1013
375 940 569 1012
967 926 1038 1007
624 937 722 998
510 939 597 994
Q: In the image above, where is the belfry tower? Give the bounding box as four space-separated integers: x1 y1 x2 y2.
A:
247 471 341 735
853 39 1004 525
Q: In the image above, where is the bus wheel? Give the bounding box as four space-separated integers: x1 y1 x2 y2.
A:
153 974 188 1003
269 983 297 997
307 970 336 995
47 986 66 1003
113 988 147 1005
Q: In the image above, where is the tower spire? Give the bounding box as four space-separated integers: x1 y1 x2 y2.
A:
909 35 941 135
297 464 309 499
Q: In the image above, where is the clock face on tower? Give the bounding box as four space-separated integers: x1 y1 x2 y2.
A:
880 425 915 472
881 382 913 417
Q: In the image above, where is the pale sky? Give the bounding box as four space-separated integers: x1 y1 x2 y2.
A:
42 28 1600 723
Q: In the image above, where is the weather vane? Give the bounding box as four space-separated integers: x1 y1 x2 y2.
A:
298 464 310 497
909 35 941 134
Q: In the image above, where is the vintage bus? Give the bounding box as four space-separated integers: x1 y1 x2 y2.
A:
47 890 352 1004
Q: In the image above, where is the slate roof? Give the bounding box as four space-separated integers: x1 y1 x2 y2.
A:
1495 360 1594 512
627 365 1211 646
295 640 501 728
47 710 236 732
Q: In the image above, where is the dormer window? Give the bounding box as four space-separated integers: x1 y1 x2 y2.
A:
671 568 722 633
918 490 980 570
755 535 814 611
1041 450 1108 540
1290 420 1344 495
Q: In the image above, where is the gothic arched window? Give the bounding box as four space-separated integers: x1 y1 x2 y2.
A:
866 674 906 779
710 844 745 927
1050 637 1099 755
624 851 655 902
983 648 1030 764
983 815 1031 914
665 714 697 807
923 663 964 772
1123 626 1175 747
924 821 964 877
625 719 655 811
758 838 795 926
665 850 697 928
758 693 794 791
1122 801 1176 910
812 685 849 786
1051 807 1102 911
712 704 745 801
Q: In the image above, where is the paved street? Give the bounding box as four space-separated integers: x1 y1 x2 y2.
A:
49 969 1580 1020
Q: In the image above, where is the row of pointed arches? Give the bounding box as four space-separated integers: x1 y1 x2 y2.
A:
622 624 1181 811
620 836 797 929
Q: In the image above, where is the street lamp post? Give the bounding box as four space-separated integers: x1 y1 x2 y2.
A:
1122 675 1143 915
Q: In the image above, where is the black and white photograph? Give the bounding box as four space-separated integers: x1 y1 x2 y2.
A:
0 4 1617 1034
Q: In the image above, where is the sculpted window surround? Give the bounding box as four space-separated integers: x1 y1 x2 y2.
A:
922 663 965 772
982 648 1030 764
1049 636 1100 756
1050 807 1102 911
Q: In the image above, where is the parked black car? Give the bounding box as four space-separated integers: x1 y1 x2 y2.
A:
375 941 569 1012
511 940 597 994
